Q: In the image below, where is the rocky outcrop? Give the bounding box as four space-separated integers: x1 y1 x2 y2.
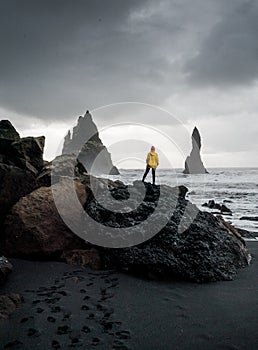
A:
0 120 45 175
0 294 23 320
37 154 87 187
0 120 45 233
84 181 249 282
62 111 119 175
183 127 208 174
202 200 232 214
3 178 88 259
0 257 13 286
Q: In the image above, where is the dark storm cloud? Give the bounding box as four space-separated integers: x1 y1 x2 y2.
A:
0 0 174 119
0 0 220 120
184 0 258 86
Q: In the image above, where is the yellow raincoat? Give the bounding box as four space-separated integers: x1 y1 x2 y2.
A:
146 151 159 168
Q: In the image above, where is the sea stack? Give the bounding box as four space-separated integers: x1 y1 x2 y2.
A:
183 127 208 174
62 111 119 175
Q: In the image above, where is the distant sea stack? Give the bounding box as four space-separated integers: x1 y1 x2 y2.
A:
62 111 119 175
183 127 208 174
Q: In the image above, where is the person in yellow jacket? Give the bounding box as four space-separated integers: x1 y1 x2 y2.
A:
142 146 159 185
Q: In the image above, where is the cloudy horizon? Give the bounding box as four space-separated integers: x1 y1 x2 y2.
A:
0 0 258 168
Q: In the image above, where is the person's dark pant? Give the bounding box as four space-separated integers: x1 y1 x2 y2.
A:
142 166 156 184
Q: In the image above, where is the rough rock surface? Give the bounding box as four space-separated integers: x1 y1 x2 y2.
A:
183 127 208 174
37 154 87 187
0 164 37 230
62 111 119 175
0 294 23 320
0 120 45 175
85 181 249 282
3 179 88 259
61 249 102 270
0 257 13 286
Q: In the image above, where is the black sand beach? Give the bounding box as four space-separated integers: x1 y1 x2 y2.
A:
0 242 257 350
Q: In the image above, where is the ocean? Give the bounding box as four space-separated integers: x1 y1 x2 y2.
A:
105 167 258 234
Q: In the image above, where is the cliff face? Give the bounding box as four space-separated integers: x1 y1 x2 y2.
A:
62 111 119 175
183 127 208 174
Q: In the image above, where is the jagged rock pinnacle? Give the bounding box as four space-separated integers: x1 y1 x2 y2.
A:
183 127 208 174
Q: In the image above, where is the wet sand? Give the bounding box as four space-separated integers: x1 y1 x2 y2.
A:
0 242 257 350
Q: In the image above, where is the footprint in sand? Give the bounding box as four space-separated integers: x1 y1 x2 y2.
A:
47 316 56 323
27 328 40 337
101 320 113 331
4 340 24 349
115 330 131 340
81 305 89 311
51 340 61 349
81 325 90 333
56 325 71 335
20 316 33 323
62 313 71 321
91 337 100 346
87 313 95 320
70 337 81 346
112 339 129 349
51 306 62 313
58 290 68 296
36 307 44 313
45 297 61 304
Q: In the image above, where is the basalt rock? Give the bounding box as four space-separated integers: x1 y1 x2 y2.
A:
0 120 20 152
62 111 119 175
0 164 37 233
84 181 249 282
202 200 232 214
183 127 208 174
0 120 45 175
3 178 88 259
37 154 87 187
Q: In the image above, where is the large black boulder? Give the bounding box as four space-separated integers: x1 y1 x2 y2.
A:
84 181 249 282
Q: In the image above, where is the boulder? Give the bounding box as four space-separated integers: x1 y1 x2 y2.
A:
183 127 208 174
62 111 119 175
84 181 249 282
11 136 45 173
0 120 20 152
61 249 102 270
0 294 23 320
3 178 88 259
37 154 87 187
0 164 37 232
0 257 13 286
202 200 232 215
0 120 45 175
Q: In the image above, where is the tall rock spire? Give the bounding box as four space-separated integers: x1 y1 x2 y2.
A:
62 111 119 175
183 127 208 174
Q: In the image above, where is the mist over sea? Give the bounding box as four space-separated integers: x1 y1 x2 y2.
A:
106 167 258 234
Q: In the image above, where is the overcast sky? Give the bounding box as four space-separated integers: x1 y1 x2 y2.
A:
0 0 257 168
